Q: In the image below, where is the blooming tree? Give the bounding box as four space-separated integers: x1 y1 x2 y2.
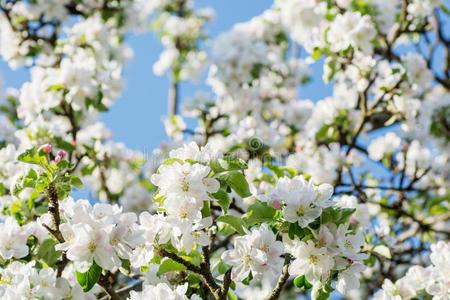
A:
0 0 449 299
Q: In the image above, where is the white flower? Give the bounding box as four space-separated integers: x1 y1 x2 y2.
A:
396 140 432 178
128 282 197 300
175 217 212 253
169 141 222 163
288 240 334 283
109 213 143 259
165 196 203 223
408 0 441 17
163 115 186 141
277 0 327 46
221 235 268 281
430 241 450 278
153 47 179 76
335 195 370 228
130 212 172 268
373 278 416 300
336 224 367 261
248 224 285 275
151 162 219 203
368 132 401 161
402 53 433 93
327 12 376 54
58 223 121 272
268 176 322 228
336 263 365 294
0 217 30 259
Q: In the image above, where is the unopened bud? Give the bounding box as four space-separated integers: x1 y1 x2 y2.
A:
54 155 62 164
272 199 282 210
57 150 67 158
42 144 52 154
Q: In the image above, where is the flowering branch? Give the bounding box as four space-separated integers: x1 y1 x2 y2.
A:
265 254 291 300
157 247 223 299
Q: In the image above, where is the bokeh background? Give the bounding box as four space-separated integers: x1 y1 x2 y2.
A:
0 0 333 153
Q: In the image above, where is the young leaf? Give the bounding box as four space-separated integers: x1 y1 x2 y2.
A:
211 189 231 213
158 258 186 275
70 176 84 189
219 171 251 198
210 156 247 173
37 239 61 267
293 275 313 289
217 215 246 235
17 148 47 167
288 222 306 240
76 262 102 292
243 201 276 226
321 207 355 225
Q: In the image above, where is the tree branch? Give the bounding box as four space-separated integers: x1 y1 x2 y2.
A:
265 254 291 300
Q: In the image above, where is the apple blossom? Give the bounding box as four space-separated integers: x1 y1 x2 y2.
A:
0 0 449 299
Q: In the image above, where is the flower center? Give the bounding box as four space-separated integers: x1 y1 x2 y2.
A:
179 209 189 219
88 241 97 252
309 254 318 264
243 255 252 265
345 240 353 249
181 178 190 192
296 205 306 216
260 244 269 252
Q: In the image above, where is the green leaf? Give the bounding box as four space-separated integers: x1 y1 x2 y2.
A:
217 215 246 235
81 164 96 176
227 290 239 300
212 189 231 213
311 48 323 60
70 176 83 189
219 171 251 198
314 281 333 300
17 148 47 167
243 201 277 226
210 157 247 173
441 4 450 15
158 258 186 275
76 262 102 292
0 183 6 196
47 84 65 92
161 158 184 165
321 207 356 225
293 275 313 289
241 272 253 285
265 164 297 178
201 200 211 218
217 261 230 274
54 137 76 152
37 239 61 267
288 222 306 240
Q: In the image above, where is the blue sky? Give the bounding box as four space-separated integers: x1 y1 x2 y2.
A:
0 0 332 152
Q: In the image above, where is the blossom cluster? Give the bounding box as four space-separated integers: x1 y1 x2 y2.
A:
149 0 213 81
374 241 450 300
0 0 449 299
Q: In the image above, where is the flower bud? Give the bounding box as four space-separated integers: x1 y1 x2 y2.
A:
41 144 52 154
54 155 62 164
57 150 67 158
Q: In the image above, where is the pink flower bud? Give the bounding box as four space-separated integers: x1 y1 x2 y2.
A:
42 144 52 154
57 150 67 158
272 199 282 210
54 155 62 164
